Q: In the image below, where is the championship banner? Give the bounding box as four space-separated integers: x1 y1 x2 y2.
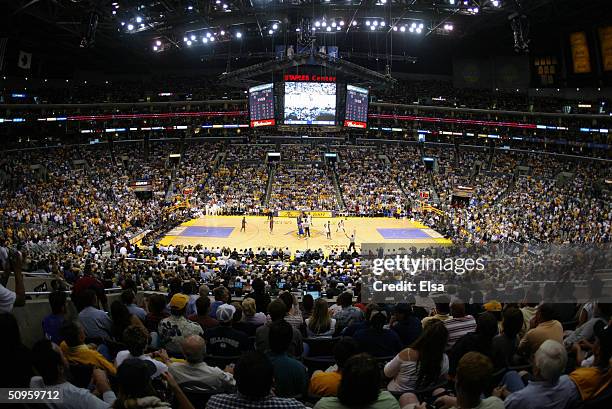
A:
599 26 612 71
570 32 591 74
278 210 332 218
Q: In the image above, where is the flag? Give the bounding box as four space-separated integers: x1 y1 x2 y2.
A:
18 50 32 69
0 38 7 72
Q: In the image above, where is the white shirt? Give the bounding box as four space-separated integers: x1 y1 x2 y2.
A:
0 283 16 313
30 376 116 409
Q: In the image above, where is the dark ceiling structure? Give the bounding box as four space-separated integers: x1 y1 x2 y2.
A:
2 0 611 75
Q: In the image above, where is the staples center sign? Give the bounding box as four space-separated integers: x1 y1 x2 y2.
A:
283 74 337 82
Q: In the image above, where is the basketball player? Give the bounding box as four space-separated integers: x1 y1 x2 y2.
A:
336 219 345 233
303 217 311 238
269 215 274 233
325 221 331 239
241 216 247 232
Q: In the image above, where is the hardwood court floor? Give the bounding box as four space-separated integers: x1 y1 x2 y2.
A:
158 216 450 254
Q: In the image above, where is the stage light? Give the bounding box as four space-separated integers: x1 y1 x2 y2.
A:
322 21 327 27
492 0 500 6
449 0 455 4
295 28 300 32
326 26 332 32
331 22 337 27
400 26 406 32
365 20 371 26
272 23 278 30
381 21 386 27
336 26 341 31
187 5 193 10
127 24 134 31
393 26 398 31
112 10 116 15
340 20 345 26
210 37 215 41
269 29 274 34
203 37 208 43
222 3 228 9
236 32 242 38
186 40 192 45
206 32 212 37
221 30 226 35
121 22 125 26
153 45 158 51
352 21 357 26
416 27 422 34
183 36 188 42
419 23 424 29
156 40 162 46
315 21 321 27
190 34 196 40
409 26 414 33
373 21 378 26
136 16 142 23
370 25 375 30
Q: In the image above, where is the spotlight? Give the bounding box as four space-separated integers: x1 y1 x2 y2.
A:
315 21 321 27
136 16 142 23
365 20 371 26
156 40 162 46
269 29 273 34
370 25 375 30
187 5 193 10
400 26 406 32
222 3 228 9
206 32 212 37
340 20 345 26
492 0 500 6
449 0 455 4
416 27 422 34
419 23 424 29
210 37 215 41
186 40 192 45
190 34 196 41
236 32 242 38
322 21 327 27
331 22 337 27
120 22 125 26
393 26 398 31
326 26 331 32
409 26 414 33
381 21 386 27
411 22 417 28
153 45 158 51
183 36 188 42
272 23 278 30
127 24 134 31
295 28 300 32
352 21 357 26
202 37 208 43
373 21 378 26
336 26 341 31
220 30 225 35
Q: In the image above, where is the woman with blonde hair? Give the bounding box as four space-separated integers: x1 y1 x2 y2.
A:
242 297 266 326
305 298 336 338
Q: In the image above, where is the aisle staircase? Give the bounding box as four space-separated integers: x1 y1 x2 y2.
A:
263 165 276 207
331 167 346 210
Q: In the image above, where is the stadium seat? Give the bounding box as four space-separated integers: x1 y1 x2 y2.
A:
303 337 340 357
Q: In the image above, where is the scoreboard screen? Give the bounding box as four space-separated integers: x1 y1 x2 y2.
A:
249 83 275 127
344 84 369 128
284 82 336 125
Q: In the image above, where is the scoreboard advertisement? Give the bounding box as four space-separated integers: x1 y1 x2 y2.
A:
344 84 369 128
249 83 275 127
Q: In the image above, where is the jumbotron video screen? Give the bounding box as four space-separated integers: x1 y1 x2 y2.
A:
248 83 275 127
344 84 369 128
283 82 336 125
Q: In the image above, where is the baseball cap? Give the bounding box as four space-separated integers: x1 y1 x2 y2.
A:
169 293 189 310
484 301 502 312
116 359 156 394
216 303 236 322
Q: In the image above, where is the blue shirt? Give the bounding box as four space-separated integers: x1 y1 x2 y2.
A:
42 313 65 344
78 306 113 340
126 303 146 321
268 353 308 398
210 301 225 318
504 375 581 409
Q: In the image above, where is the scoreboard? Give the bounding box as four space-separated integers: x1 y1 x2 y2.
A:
344 84 369 128
249 83 275 127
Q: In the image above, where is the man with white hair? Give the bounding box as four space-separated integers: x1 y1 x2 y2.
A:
499 340 580 409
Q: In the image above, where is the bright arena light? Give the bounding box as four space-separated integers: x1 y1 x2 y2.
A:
365 20 371 26
352 21 357 26
272 23 279 30
206 32 212 38
381 21 386 27
322 21 327 27
202 37 208 43
156 40 161 46
492 0 500 6
409 26 414 33
340 20 345 26
419 23 424 29
373 21 378 26
370 25 375 30
268 29 273 34
153 45 158 51
236 32 242 38
220 30 225 35
190 34 196 40
331 22 337 28
210 37 215 41
127 24 134 31
186 40 192 45
315 21 321 27
136 16 142 23
400 26 406 32
326 26 332 32
336 26 341 31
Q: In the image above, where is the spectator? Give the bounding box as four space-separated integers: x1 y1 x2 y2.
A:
77 289 113 341
309 338 359 397
144 294 169 333
301 293 315 320
385 319 449 393
121 289 146 322
0 251 25 312
0 312 33 387
268 320 308 398
205 304 250 357
416 352 504 409
563 301 612 348
59 320 116 376
334 292 363 332
168 335 235 393
491 306 524 370
43 290 68 344
315 353 400 409
209 287 229 318
449 312 498 377
30 339 116 408
500 340 580 409
518 303 563 358
115 325 168 378
444 300 477 351
250 278 271 313
206 351 306 409
353 305 402 358
158 293 204 356
114 359 194 409
230 301 258 336
280 291 304 330
306 298 336 338
256 299 304 357
188 295 219 330
111 300 148 342
242 297 266 326
422 294 452 327
389 303 422 347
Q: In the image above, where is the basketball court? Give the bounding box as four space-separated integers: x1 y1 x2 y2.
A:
157 215 451 254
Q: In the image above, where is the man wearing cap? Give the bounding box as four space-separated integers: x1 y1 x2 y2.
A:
205 303 250 357
158 293 204 356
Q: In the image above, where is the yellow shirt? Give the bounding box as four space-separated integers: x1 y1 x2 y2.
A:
309 370 342 397
60 342 117 376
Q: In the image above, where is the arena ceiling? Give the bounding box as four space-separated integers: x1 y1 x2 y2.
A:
2 0 611 74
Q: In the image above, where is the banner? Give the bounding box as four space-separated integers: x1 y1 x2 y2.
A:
17 50 32 69
277 210 332 218
569 32 591 73
599 26 612 71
